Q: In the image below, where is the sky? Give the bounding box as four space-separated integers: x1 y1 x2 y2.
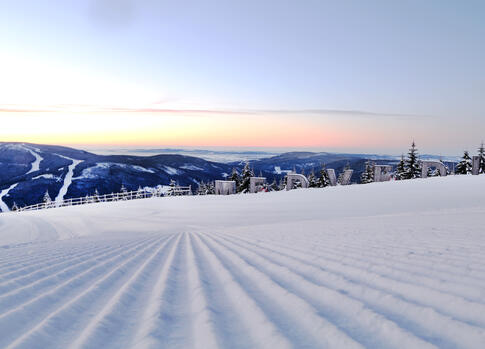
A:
0 0 484 155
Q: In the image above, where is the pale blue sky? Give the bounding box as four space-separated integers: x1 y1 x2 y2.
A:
0 0 484 154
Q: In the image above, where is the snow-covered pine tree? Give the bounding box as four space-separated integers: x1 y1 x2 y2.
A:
229 168 241 189
318 164 330 188
478 142 485 174
394 155 406 180
360 161 374 184
43 190 52 208
269 179 279 191
278 177 286 191
238 162 254 193
404 141 421 179
119 184 128 200
307 169 319 188
455 151 473 174
135 186 143 199
197 181 206 195
205 181 215 195
86 194 94 203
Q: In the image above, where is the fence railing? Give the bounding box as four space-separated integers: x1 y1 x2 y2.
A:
16 185 192 212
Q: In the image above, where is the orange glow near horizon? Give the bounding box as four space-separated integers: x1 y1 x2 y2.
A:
0 110 350 148
0 106 427 151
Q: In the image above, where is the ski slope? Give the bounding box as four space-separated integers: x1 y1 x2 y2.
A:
23 145 43 174
0 183 18 212
54 155 83 204
0 176 485 348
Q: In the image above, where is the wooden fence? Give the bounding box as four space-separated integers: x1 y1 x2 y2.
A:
16 185 192 212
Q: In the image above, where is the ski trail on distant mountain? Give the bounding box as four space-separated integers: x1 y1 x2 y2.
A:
0 183 18 212
22 146 42 174
54 155 83 204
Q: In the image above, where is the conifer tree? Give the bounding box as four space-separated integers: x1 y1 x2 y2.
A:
229 168 241 189
395 155 406 180
135 187 143 199
478 142 485 174
278 177 286 191
239 162 254 193
197 181 206 195
455 151 472 174
205 181 215 195
120 184 128 199
43 190 52 208
269 179 279 191
404 141 421 179
307 169 319 188
360 161 374 184
318 164 330 188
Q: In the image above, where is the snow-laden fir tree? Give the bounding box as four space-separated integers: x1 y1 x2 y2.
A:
119 184 128 200
86 194 94 203
229 168 241 189
238 162 254 193
197 181 206 195
394 155 406 180
478 142 485 174
205 181 215 195
404 141 421 179
278 177 286 191
455 151 472 174
135 186 143 199
43 190 52 208
307 169 319 188
269 179 280 191
360 161 374 184
318 164 330 187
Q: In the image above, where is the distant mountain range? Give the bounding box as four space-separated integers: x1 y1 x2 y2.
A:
0 142 458 211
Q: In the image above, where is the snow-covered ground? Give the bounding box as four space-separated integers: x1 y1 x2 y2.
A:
54 155 83 204
0 183 18 212
23 145 43 174
0 176 485 348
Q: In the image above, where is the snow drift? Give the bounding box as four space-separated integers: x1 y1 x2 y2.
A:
0 176 485 348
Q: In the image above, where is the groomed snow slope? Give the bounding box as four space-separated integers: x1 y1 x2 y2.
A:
1 176 485 349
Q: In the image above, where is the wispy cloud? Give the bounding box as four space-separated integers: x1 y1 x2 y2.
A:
0 104 428 119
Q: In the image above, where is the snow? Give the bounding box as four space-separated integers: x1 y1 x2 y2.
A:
0 176 485 348
131 165 155 173
273 166 292 175
180 164 205 171
74 163 154 180
163 166 180 175
54 155 83 204
23 146 43 174
1 144 44 174
0 183 18 212
32 174 58 180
